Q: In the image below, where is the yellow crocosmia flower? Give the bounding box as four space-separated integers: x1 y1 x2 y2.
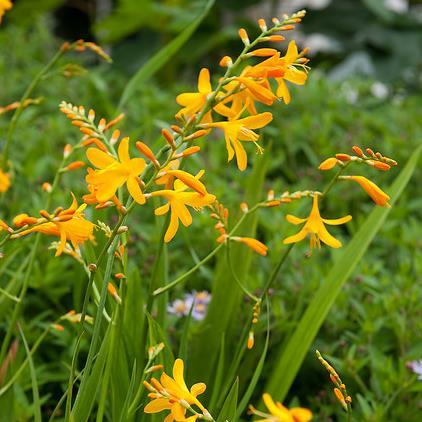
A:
283 195 352 250
249 393 312 422
144 358 212 422
0 0 12 23
85 137 146 204
151 171 216 242
176 68 213 123
15 194 94 256
275 40 308 105
343 175 391 207
0 169 11 192
201 112 272 171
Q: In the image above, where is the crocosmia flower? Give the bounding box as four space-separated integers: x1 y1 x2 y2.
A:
85 137 146 204
283 195 351 250
144 358 213 421
249 393 312 421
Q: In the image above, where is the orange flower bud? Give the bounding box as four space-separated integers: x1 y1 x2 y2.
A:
164 170 206 195
279 25 295 31
318 157 337 170
352 145 364 157
335 153 351 161
219 56 233 67
42 182 52 193
234 237 268 256
80 127 96 136
247 48 278 57
108 282 122 304
333 388 347 410
105 113 124 130
266 200 281 207
247 331 254 349
258 18 267 31
65 161 85 171
266 35 285 42
176 146 201 158
368 160 390 171
184 129 208 141
162 128 176 148
238 28 250 45
136 141 159 166
366 147 375 156
52 324 65 332
114 272 126 279
170 125 183 134
240 202 249 212
63 144 72 158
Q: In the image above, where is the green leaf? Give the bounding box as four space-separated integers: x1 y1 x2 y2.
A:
265 146 421 400
217 378 238 422
117 0 215 110
18 325 41 422
208 334 225 413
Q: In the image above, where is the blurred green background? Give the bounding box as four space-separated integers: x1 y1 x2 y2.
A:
1 0 421 420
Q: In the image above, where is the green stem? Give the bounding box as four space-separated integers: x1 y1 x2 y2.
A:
226 241 259 301
153 204 261 295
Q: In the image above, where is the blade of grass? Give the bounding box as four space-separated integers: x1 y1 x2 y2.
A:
117 0 215 110
265 146 421 400
18 324 41 422
217 378 239 422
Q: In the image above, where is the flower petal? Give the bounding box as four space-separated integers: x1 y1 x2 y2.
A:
118 137 130 162
86 148 115 169
283 228 308 245
286 214 307 225
126 177 145 204
144 398 172 413
197 68 211 93
323 215 352 225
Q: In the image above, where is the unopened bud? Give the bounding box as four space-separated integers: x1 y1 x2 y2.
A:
110 129 120 146
219 55 233 67
42 182 52 193
145 364 164 374
247 331 254 349
88 263 97 272
65 161 85 171
352 145 364 157
108 282 122 304
335 153 351 162
115 272 126 279
240 202 249 213
136 141 159 167
63 144 73 158
162 128 176 149
238 28 250 45
176 146 201 158
117 225 128 234
258 18 267 31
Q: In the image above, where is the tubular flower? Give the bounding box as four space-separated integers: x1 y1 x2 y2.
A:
176 68 213 123
249 393 312 422
151 171 216 242
201 112 273 171
283 195 352 249
85 137 146 204
0 0 12 23
144 358 212 421
0 169 11 192
341 175 391 207
14 194 94 256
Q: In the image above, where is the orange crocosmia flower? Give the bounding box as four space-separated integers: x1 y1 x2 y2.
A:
144 358 211 421
0 0 12 23
344 175 391 207
151 171 216 242
85 137 146 204
275 40 308 104
283 195 352 250
249 393 312 422
15 194 94 256
201 112 273 171
0 169 11 193
176 68 214 123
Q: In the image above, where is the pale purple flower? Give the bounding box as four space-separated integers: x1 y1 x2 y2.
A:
167 291 211 321
407 360 422 380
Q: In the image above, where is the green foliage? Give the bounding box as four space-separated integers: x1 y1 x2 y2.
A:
0 9 421 422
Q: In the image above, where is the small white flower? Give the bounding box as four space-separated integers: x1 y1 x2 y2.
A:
407 360 422 380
